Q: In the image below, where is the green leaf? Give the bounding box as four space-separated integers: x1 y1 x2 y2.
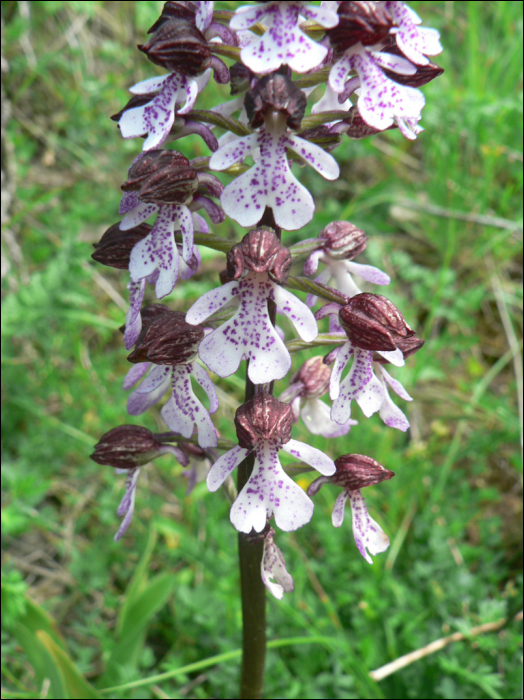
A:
12 621 67 699
36 630 101 699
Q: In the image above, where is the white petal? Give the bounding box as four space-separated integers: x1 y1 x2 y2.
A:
379 391 410 432
300 398 356 438
120 200 158 230
129 210 179 299
349 490 389 564
332 490 349 527
272 284 318 342
136 364 171 394
261 530 294 600
209 132 260 171
329 53 353 94
123 362 150 390
372 50 417 75
355 371 385 417
287 134 340 180
229 3 270 30
380 367 413 401
303 3 339 28
129 75 168 95
345 260 391 286
207 445 250 491
376 348 405 367
176 204 194 263
186 280 239 325
191 362 219 414
329 340 353 400
331 347 374 423
281 439 336 476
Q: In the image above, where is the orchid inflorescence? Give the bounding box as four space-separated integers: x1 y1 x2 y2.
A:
91 0 442 599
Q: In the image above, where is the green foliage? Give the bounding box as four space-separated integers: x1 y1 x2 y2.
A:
1 1 522 699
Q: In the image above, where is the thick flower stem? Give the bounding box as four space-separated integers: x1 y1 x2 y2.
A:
237 208 281 699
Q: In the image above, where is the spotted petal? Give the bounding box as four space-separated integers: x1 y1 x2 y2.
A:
231 442 315 533
349 490 390 564
207 444 250 491
261 530 294 600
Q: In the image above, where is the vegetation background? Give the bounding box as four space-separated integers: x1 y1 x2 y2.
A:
1 1 522 698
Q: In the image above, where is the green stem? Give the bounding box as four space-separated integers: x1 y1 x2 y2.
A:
237 208 281 699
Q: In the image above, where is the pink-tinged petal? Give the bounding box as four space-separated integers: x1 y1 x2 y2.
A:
129 209 179 299
129 75 168 95
303 248 323 276
191 361 219 414
186 280 239 325
179 245 200 281
124 279 146 350
123 361 150 390
161 365 218 448
286 133 340 180
177 204 194 264
127 369 171 415
281 438 336 476
349 490 390 564
332 348 374 424
192 211 209 234
344 260 391 286
136 365 171 394
372 50 417 75
329 340 353 400
209 132 260 171
332 490 349 527
229 3 271 30
158 443 190 467
329 52 353 94
207 444 250 491
376 347 405 367
272 284 318 342
114 468 141 541
231 443 314 533
380 367 413 401
119 191 140 216
261 530 294 599
303 3 339 28
396 115 424 140
379 390 410 431
300 398 357 438
120 200 158 230
307 474 330 498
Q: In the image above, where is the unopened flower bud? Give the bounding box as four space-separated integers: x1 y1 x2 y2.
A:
148 1 198 34
122 151 199 205
90 425 163 469
380 40 445 88
308 453 394 496
319 221 368 260
127 310 204 365
339 293 415 351
373 335 425 363
118 303 171 337
121 150 189 191
291 356 331 398
245 72 307 130
226 227 292 284
235 394 294 449
328 1 393 54
92 222 151 269
138 18 211 76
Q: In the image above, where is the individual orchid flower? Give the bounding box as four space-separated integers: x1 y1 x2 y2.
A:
124 310 219 449
209 73 339 229
329 42 425 139
308 454 394 563
280 356 357 438
261 527 294 599
91 425 189 541
328 293 422 426
303 221 390 305
118 150 223 299
230 1 339 74
186 227 318 384
207 394 336 533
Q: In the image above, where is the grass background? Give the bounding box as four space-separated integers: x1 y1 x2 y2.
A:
1 1 522 698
